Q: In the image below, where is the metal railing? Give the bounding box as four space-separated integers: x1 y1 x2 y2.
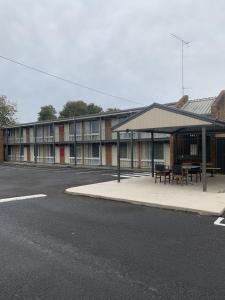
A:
7 155 24 161
83 133 100 141
84 157 100 165
69 157 83 165
37 156 54 164
120 158 165 168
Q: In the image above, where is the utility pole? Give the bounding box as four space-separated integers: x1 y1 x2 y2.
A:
171 33 190 96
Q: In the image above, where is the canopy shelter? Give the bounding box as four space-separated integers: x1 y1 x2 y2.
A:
113 103 225 192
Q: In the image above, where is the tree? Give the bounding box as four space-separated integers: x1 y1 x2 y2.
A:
38 105 57 121
87 103 103 114
0 95 17 127
106 107 121 112
59 101 88 118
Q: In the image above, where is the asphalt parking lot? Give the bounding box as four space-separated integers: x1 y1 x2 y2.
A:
0 164 225 299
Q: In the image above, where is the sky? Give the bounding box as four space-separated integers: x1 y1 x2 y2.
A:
0 0 225 123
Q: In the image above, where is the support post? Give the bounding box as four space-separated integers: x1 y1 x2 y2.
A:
5 129 8 161
99 117 102 166
34 125 37 164
130 131 134 169
117 132 120 182
53 122 55 164
202 127 207 192
151 131 155 177
73 118 77 165
19 127 22 161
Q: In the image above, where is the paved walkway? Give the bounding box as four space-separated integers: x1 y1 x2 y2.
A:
66 175 225 215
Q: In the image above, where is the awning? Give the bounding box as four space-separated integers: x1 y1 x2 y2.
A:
113 103 225 133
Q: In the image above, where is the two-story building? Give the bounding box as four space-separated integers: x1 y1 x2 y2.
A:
3 90 225 171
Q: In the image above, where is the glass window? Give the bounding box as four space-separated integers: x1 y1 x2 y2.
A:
92 144 99 158
47 145 54 156
76 145 81 157
154 143 164 159
49 124 54 136
190 144 198 156
20 145 24 156
69 123 74 135
70 144 74 157
76 123 81 135
20 128 23 137
120 143 128 159
7 146 12 155
91 120 100 134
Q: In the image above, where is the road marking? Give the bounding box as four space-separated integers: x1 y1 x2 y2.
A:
0 194 47 203
111 172 151 178
214 217 225 227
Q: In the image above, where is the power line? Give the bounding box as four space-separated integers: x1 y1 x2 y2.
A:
0 54 144 106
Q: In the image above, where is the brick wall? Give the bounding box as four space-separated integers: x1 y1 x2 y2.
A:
211 90 225 120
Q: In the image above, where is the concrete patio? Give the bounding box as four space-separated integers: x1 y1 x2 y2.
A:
65 175 225 215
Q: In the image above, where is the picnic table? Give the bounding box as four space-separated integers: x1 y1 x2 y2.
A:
206 167 221 177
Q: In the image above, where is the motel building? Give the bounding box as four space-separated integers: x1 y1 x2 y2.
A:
2 90 225 190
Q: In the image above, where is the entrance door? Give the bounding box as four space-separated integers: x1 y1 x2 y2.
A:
60 146 65 164
216 138 225 173
59 125 64 142
27 145 30 162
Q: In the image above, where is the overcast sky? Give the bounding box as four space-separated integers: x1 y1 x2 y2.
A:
0 0 225 123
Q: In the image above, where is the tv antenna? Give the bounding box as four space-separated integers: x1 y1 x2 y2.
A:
171 33 190 96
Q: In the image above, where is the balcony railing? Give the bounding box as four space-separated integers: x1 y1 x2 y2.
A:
7 155 24 161
83 133 100 141
84 157 100 165
37 156 54 164
120 158 165 168
64 134 82 142
7 137 24 144
69 157 83 165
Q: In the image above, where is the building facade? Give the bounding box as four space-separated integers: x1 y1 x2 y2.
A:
3 90 225 171
3 108 170 168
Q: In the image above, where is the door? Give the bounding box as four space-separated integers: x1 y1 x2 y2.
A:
27 145 30 162
59 125 64 142
216 138 225 173
60 146 65 164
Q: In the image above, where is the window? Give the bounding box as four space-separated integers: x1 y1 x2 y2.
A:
190 144 198 156
70 144 81 157
20 129 23 138
69 123 74 135
20 145 24 156
91 120 100 134
7 146 12 156
49 124 54 136
76 123 81 135
120 143 128 159
92 144 99 158
37 127 42 137
35 145 41 156
47 145 54 157
154 143 164 159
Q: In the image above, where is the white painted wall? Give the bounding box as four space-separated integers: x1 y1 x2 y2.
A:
101 145 106 165
65 145 70 164
55 146 60 163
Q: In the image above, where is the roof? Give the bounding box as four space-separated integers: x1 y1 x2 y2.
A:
4 96 218 129
181 97 215 115
113 103 225 134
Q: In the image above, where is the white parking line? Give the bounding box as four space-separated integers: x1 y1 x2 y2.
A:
214 217 225 227
0 194 47 203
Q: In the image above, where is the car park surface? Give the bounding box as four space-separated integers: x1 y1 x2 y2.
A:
0 164 224 299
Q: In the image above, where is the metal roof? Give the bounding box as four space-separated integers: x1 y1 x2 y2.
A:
181 97 215 115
